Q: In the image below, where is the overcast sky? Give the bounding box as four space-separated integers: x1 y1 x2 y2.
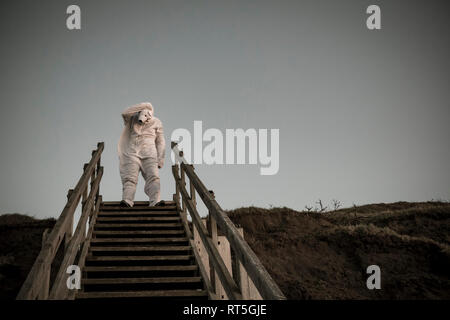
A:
0 0 449 219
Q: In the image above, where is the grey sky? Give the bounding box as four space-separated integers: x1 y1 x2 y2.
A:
0 0 449 219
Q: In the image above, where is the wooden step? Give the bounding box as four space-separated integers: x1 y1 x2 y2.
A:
93 230 185 236
102 201 175 207
90 238 188 244
94 223 182 229
82 277 201 285
90 246 191 252
84 265 198 272
96 217 180 222
77 289 207 299
98 211 178 217
100 206 177 212
86 255 193 262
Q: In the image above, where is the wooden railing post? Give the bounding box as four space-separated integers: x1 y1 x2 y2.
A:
189 165 197 207
207 212 218 294
95 145 101 200
65 189 74 249
173 165 192 240
173 164 181 206
180 166 187 216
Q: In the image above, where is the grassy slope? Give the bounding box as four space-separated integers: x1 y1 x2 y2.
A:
227 201 450 299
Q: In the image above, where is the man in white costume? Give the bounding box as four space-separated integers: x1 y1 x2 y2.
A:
118 102 166 207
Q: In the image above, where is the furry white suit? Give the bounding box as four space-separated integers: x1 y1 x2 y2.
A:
118 102 166 206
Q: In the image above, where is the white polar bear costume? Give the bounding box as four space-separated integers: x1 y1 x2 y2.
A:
118 102 166 206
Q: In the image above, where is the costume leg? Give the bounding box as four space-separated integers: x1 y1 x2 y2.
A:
119 155 141 207
141 158 160 206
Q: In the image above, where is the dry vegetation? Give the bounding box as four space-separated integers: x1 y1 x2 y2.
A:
227 201 450 299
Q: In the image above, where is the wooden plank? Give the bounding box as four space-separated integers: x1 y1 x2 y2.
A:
96 216 180 222
90 246 191 252
86 255 192 262
97 211 178 216
94 223 182 228
173 168 242 300
77 289 207 299
90 237 188 243
84 265 198 272
82 277 201 285
101 201 175 206
93 230 184 236
180 162 286 300
17 142 104 300
100 206 177 211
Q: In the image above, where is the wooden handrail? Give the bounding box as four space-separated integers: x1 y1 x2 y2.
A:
16 142 104 300
171 142 286 300
49 166 103 299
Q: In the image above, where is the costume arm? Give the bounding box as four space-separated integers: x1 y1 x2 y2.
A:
155 123 166 168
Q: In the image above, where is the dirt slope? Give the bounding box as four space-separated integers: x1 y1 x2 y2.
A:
227 202 450 299
0 214 55 299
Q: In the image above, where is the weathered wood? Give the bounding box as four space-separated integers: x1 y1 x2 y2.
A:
48 167 103 299
77 289 207 299
84 265 198 272
180 167 187 216
184 163 285 300
96 216 180 222
65 189 75 248
190 172 197 207
90 237 188 243
69 195 102 299
82 277 202 285
93 230 184 236
89 246 191 252
208 214 218 294
17 142 104 300
172 143 285 300
95 223 182 228
99 206 177 211
231 228 243 291
101 201 175 206
173 169 242 300
41 229 49 247
172 170 193 240
189 239 217 300
37 266 50 300
97 211 178 216
86 255 193 262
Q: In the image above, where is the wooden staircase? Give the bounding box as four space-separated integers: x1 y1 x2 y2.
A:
16 142 285 300
76 201 208 300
